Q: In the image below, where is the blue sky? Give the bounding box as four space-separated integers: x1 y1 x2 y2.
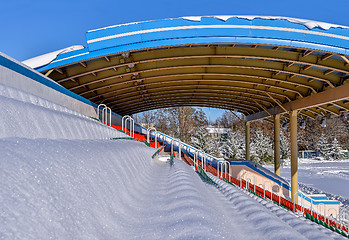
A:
1 0 349 120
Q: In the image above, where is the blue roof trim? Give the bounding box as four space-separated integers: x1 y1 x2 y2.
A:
86 16 349 51
0 54 98 109
35 16 349 72
36 36 349 72
54 48 89 61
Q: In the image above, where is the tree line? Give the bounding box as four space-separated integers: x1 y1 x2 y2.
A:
136 107 349 163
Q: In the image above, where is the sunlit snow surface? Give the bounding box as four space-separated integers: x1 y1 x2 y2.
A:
1 139 344 239
0 83 123 140
0 83 346 239
264 159 349 206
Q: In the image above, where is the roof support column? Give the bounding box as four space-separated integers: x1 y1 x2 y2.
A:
245 121 250 161
290 110 298 204
274 114 281 176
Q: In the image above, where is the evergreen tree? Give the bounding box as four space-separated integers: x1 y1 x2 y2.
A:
317 133 331 160
280 130 290 160
219 130 245 159
191 126 209 152
206 135 220 157
251 129 273 164
327 138 345 160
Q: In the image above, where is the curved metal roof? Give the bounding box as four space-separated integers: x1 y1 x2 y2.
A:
25 16 349 120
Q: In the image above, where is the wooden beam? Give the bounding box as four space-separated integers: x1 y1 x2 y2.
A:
340 55 349 65
321 53 333 61
230 110 243 121
55 68 63 74
265 92 289 113
44 69 54 77
324 69 334 76
253 99 273 117
246 83 349 121
303 65 312 71
303 50 313 57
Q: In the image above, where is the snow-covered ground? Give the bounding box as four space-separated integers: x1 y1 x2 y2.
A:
0 80 348 239
0 82 124 140
1 138 345 239
264 159 349 209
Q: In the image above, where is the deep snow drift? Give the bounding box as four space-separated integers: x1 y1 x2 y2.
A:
1 139 344 239
0 76 347 239
0 82 123 140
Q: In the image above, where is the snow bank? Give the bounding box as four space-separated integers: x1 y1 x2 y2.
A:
1 139 344 239
0 83 123 140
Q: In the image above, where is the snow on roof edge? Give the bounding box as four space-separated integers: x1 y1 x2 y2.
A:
181 15 349 30
22 45 85 69
88 15 349 33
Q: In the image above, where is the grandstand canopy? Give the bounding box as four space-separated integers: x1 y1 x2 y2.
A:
24 16 349 121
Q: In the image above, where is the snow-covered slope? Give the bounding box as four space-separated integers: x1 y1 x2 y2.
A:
1 138 345 239
0 82 123 140
264 159 349 209
0 67 346 239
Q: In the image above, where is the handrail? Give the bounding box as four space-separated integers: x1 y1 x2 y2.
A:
171 138 181 160
245 172 256 193
106 107 112 126
194 150 198 170
137 125 348 235
147 127 157 147
126 116 134 137
121 115 134 136
202 154 206 171
217 161 226 179
225 161 231 182
139 124 221 165
97 104 107 123
97 104 112 126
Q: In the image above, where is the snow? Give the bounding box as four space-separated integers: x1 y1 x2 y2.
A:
1 138 345 239
0 80 348 238
181 15 349 30
264 159 349 206
0 82 123 140
22 45 85 69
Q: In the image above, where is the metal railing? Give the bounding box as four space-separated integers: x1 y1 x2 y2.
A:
171 138 181 160
147 127 157 147
136 124 348 235
122 115 134 137
97 104 111 126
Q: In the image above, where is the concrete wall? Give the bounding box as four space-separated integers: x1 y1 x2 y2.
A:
0 52 98 118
